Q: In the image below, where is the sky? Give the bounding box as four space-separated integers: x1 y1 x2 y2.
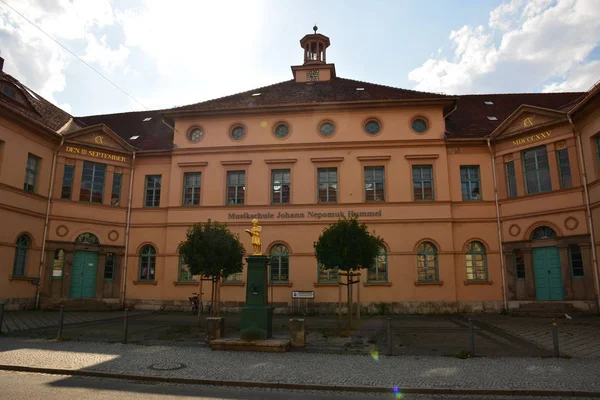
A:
1 0 599 117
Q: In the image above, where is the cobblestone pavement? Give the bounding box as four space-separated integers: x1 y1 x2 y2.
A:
0 337 599 393
469 315 600 359
0 310 151 334
1 371 597 400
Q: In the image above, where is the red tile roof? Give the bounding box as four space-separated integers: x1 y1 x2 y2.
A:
1 72 73 132
169 77 452 113
445 92 585 139
75 110 174 151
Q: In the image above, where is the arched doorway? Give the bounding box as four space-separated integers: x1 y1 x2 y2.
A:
70 233 100 299
531 226 564 301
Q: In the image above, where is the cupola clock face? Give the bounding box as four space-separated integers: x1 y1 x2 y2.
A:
307 69 320 82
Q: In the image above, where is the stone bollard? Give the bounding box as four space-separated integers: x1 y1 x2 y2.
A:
205 317 225 343
289 318 306 348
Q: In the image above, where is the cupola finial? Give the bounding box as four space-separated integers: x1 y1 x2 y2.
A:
313 24 318 34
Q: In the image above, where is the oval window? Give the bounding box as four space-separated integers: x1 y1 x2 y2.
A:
319 122 335 137
274 123 290 139
364 119 381 135
412 118 428 133
188 127 204 142
230 125 246 141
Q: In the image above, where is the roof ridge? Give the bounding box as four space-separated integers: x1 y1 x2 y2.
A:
458 91 585 97
336 76 452 97
168 79 295 111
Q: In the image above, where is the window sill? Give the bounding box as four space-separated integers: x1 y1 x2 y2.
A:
9 276 35 282
463 280 494 285
363 282 392 287
173 281 198 286
414 280 444 286
221 281 245 286
268 282 293 287
134 280 158 286
314 282 339 287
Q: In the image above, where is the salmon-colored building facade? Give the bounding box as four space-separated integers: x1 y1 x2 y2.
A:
1 31 599 314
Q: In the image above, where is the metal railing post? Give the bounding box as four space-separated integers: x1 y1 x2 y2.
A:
386 317 392 356
0 303 5 334
468 318 475 356
552 320 560 357
56 305 64 340
123 308 129 344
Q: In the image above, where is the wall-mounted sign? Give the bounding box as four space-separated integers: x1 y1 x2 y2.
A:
292 291 315 299
227 210 382 220
65 146 128 163
512 130 552 146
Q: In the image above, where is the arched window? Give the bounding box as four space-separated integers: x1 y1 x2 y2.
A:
466 241 488 281
13 234 30 277
269 244 289 283
139 245 156 281
531 226 557 240
417 242 438 282
368 246 387 282
75 232 99 245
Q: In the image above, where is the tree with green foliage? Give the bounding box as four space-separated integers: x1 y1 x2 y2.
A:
178 219 245 316
313 216 383 328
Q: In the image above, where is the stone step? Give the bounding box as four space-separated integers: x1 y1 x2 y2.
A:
511 310 584 318
42 299 117 311
518 302 577 311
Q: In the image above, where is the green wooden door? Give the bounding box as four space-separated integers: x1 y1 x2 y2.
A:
69 251 98 299
532 247 564 301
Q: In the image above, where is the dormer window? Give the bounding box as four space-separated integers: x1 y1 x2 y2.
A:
484 101 494 105
487 116 498 121
1 83 17 98
130 135 140 140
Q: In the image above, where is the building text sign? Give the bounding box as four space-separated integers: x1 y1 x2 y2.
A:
228 210 382 220
512 130 552 147
65 146 128 163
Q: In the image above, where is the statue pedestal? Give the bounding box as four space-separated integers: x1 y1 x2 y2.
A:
240 255 273 340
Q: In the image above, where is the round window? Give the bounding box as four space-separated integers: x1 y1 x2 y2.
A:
230 125 246 141
274 123 290 139
364 119 381 135
188 127 204 142
412 118 428 133
319 122 335 137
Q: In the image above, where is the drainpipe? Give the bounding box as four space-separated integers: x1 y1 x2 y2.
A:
120 151 136 309
36 137 65 310
568 115 600 313
487 138 508 311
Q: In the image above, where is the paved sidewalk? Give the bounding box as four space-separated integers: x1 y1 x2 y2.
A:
0 310 150 334
470 315 600 359
0 337 599 394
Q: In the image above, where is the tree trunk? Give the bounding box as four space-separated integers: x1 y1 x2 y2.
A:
347 274 352 330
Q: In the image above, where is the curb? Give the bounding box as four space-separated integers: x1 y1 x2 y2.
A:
0 364 599 397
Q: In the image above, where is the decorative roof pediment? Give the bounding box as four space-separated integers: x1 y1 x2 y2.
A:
490 105 568 142
64 124 134 154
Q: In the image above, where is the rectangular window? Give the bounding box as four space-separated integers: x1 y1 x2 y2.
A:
24 153 39 192
178 255 195 282
79 161 106 203
364 166 385 202
111 173 123 206
557 149 572 189
569 244 584 278
522 146 551 194
412 165 434 201
224 272 243 282
52 249 66 279
460 166 481 200
61 165 75 200
514 249 525 280
227 171 245 205
104 252 115 280
145 175 161 207
505 161 518 198
317 167 338 203
183 172 201 206
318 263 338 283
271 169 291 204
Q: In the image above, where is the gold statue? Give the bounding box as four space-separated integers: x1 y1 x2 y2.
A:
245 218 262 255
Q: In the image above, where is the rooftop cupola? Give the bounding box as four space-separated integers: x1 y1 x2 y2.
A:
292 26 336 83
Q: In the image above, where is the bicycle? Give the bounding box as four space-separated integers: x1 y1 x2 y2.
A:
189 292 200 315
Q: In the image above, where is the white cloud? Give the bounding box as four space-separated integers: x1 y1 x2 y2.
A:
408 0 600 94
542 60 600 92
0 0 120 107
81 34 130 71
